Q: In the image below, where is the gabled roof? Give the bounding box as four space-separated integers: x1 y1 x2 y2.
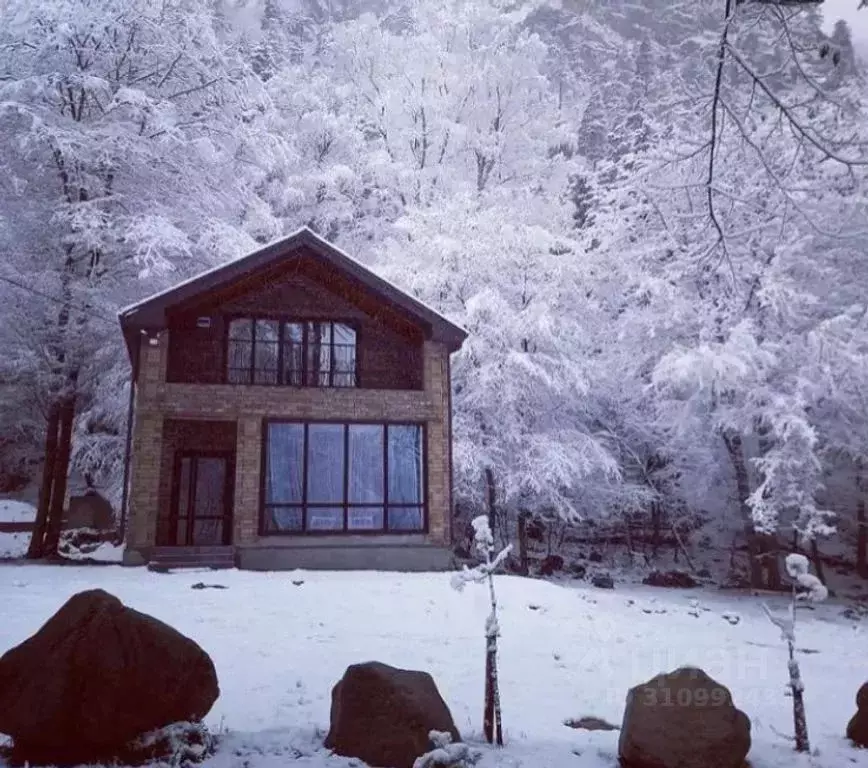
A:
119 226 468 356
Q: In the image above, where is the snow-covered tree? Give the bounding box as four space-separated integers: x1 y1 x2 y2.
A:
0 0 257 551
762 553 828 753
452 515 512 745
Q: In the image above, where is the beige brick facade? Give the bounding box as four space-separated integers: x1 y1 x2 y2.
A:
125 332 455 565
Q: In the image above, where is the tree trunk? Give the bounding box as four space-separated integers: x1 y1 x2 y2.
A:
517 511 529 576
43 399 75 557
650 500 662 560
857 498 867 580
788 643 810 752
27 405 60 559
483 643 495 744
758 533 782 591
484 467 497 538
724 433 764 588
809 539 826 585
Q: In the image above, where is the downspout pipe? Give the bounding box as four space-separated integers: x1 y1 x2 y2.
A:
117 333 139 544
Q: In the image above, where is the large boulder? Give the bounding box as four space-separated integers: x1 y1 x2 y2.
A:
619 666 751 768
325 661 460 768
0 589 218 765
847 681 868 747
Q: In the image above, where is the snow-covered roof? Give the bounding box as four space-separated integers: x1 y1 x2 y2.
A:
119 226 468 354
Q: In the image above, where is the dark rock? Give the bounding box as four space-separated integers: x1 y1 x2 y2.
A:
325 661 460 768
564 716 619 731
697 568 712 579
643 570 699 589
592 573 614 589
569 562 587 579
539 554 565 576
66 490 114 530
847 681 868 747
0 589 219 765
190 583 227 590
619 666 751 768
452 544 471 560
588 551 603 563
526 518 546 542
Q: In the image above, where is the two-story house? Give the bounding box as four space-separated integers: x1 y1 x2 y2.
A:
118 227 467 571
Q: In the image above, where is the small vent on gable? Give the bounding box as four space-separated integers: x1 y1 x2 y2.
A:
196 317 212 328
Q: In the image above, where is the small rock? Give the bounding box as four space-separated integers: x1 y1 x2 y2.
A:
190 583 227 590
526 519 546 542
564 716 619 731
568 562 587 579
846 681 868 747
588 551 603 563
539 554 565 576
592 574 614 589
722 613 740 625
642 570 699 588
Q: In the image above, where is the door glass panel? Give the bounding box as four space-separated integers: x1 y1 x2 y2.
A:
178 458 192 518
176 517 189 545
192 518 223 545
191 457 226 546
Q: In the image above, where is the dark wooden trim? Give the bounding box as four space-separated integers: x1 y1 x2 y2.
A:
258 418 428 536
446 353 454 545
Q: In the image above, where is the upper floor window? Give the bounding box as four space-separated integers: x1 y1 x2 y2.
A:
226 318 357 387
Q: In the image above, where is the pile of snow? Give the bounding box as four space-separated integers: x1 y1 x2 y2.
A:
62 541 125 563
0 500 36 523
0 568 862 768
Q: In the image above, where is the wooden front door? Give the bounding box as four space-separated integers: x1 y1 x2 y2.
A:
171 452 234 546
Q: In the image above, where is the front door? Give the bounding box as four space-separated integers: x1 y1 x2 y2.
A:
171 452 234 546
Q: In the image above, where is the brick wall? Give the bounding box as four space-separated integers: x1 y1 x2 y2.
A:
127 331 455 558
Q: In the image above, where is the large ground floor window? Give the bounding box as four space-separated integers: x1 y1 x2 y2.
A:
262 421 425 534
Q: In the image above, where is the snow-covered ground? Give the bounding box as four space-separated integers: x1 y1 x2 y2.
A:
0 532 29 559
0 567 864 768
0 500 36 523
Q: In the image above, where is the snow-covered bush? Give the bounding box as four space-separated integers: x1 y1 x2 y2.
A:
451 515 512 745
413 730 477 768
762 553 828 753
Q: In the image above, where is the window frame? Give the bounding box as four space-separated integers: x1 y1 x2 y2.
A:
223 314 360 388
259 419 428 536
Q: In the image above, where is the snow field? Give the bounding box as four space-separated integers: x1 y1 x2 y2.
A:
0 567 864 767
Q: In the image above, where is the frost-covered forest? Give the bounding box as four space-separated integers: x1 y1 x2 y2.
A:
0 0 867 586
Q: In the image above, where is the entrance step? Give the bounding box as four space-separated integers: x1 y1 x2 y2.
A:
148 546 236 573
